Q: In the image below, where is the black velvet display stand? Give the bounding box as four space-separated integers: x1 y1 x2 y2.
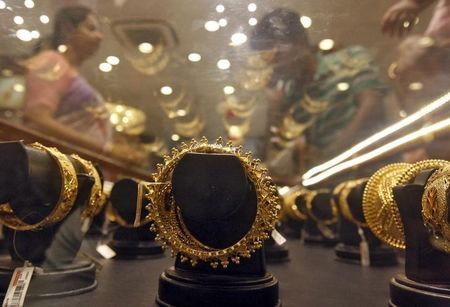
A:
0 141 97 298
264 235 289 264
389 169 450 307
108 178 163 259
334 181 397 266
302 191 338 247
156 153 280 307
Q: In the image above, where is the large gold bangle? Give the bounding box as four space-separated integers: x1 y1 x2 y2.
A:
146 137 281 269
281 186 309 221
0 143 78 231
338 179 368 228
422 165 450 253
385 160 450 241
70 154 106 220
362 163 410 249
305 189 338 225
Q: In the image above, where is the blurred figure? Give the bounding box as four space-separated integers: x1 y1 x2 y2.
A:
23 6 137 163
250 8 387 184
382 0 450 39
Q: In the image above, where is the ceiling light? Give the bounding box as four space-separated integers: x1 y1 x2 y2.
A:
205 20 220 32
248 18 258 26
39 15 49 24
219 18 227 27
160 86 173 95
30 30 40 39
24 0 34 8
99 62 112 72
16 29 32 42
248 3 257 12
223 86 235 95
217 59 231 70
300 16 312 29
57 44 68 53
336 82 350 91
319 39 335 51
171 134 180 141
14 16 24 25
138 42 153 54
230 33 247 46
216 4 225 13
188 53 201 62
106 56 120 65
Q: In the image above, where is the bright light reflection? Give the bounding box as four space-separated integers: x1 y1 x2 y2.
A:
24 0 34 8
106 56 120 65
31 30 40 39
204 20 220 32
0 1 6 9
219 18 227 27
99 62 112 72
319 39 335 51
138 42 153 54
409 82 423 91
57 44 68 53
249 18 258 26
217 59 231 70
188 53 201 62
171 134 180 141
160 86 173 95
336 82 350 91
248 3 257 12
223 86 235 95
40 15 50 24
216 4 225 13
16 29 32 42
230 33 247 46
13 84 25 92
14 16 24 25
300 16 312 28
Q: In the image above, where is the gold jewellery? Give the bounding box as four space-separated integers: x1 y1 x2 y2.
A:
305 189 338 225
337 179 368 228
70 154 106 220
362 163 410 249
422 165 450 253
146 137 281 268
0 143 78 231
280 186 310 221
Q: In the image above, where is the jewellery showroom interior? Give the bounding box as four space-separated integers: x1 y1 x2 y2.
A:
1 0 450 306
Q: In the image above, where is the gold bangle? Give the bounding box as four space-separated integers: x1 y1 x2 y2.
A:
146 137 281 269
281 186 310 221
362 163 410 249
305 189 338 226
0 142 78 231
422 165 450 253
338 179 368 228
70 154 106 220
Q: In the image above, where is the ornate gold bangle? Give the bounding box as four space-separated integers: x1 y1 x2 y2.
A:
281 186 310 221
338 179 368 228
422 165 450 253
305 189 338 226
146 137 281 269
385 160 450 242
0 142 78 231
362 163 410 249
70 154 106 220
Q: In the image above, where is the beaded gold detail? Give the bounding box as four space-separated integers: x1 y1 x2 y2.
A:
0 143 78 231
362 163 410 249
337 179 368 228
280 186 310 221
422 165 450 253
145 137 281 268
70 154 106 219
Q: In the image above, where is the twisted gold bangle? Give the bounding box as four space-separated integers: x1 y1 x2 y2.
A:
305 189 338 226
338 179 368 228
70 154 106 220
146 137 281 269
281 186 310 221
362 163 410 249
422 164 450 253
0 143 78 231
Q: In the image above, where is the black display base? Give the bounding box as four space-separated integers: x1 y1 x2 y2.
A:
0 260 97 298
334 243 398 266
265 244 289 264
156 266 280 307
389 274 450 307
304 234 338 247
108 240 164 260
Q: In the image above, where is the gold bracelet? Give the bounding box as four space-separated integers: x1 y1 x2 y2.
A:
362 163 410 249
385 160 450 242
0 143 78 231
338 179 368 228
281 186 309 221
305 189 338 226
146 137 280 269
70 154 106 220
422 164 450 253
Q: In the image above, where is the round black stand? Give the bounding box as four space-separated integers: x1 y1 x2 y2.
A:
108 228 164 260
155 153 280 307
264 238 289 264
389 274 450 307
335 243 397 266
278 218 303 240
303 219 338 247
